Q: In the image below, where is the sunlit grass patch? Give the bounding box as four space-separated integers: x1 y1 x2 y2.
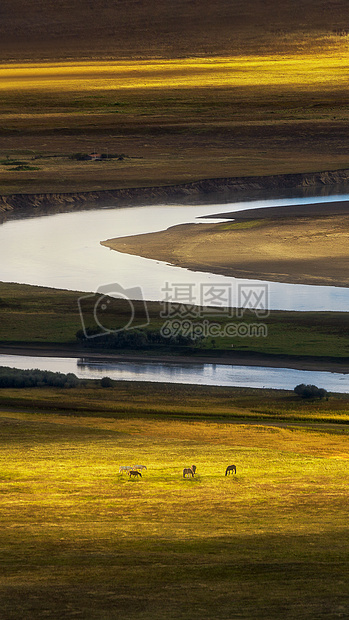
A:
0 408 348 617
0 53 348 92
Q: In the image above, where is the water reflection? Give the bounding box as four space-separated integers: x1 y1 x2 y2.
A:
77 358 349 392
0 354 348 393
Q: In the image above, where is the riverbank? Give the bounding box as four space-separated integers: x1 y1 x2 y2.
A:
102 200 349 288
1 169 349 220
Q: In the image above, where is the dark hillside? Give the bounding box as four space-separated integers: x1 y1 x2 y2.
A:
1 0 349 60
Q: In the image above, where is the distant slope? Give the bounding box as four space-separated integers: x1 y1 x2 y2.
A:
1 0 349 60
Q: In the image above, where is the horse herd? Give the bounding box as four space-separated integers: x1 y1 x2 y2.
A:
119 464 237 478
119 465 147 478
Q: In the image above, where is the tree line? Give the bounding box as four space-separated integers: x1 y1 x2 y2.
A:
75 328 195 350
0 367 80 389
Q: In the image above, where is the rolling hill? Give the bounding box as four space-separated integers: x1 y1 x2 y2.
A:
1 0 348 60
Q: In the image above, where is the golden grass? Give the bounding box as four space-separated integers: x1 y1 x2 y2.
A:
0 407 348 618
1 53 348 92
1 49 349 191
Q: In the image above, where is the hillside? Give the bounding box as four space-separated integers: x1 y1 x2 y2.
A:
1 0 349 61
1 1 348 194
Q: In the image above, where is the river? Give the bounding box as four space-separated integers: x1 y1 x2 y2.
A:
0 353 348 392
1 190 349 390
1 193 349 311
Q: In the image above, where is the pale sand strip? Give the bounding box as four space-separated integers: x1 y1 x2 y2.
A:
101 209 349 288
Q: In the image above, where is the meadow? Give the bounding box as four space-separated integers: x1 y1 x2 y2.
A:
0 384 348 619
1 50 349 194
1 282 349 366
1 3 348 616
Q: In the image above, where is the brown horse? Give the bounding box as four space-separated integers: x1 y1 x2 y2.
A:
225 464 236 476
128 470 142 478
183 467 194 478
191 465 197 475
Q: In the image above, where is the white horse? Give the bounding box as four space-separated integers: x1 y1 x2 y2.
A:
119 466 133 474
132 465 147 471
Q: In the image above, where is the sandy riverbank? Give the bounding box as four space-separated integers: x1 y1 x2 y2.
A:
102 201 349 288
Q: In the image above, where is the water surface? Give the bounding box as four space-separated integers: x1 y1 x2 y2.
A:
1 353 348 392
1 193 349 311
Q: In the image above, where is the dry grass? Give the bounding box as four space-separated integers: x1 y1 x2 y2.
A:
1 52 349 193
1 381 349 424
1 0 349 61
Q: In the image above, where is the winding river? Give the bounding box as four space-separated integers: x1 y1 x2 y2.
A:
1 190 349 390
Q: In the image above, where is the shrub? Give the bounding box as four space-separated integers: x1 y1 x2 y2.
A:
100 376 113 388
294 384 328 399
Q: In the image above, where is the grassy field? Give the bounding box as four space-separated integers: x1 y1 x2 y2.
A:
1 0 349 60
1 380 349 424
0 386 348 619
1 282 349 363
1 51 349 193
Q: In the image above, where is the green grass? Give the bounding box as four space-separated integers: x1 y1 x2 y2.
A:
1 282 349 361
1 382 349 425
0 401 348 619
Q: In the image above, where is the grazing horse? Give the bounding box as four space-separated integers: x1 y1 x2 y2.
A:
132 465 147 471
119 466 133 474
128 470 142 478
183 467 194 478
225 464 237 476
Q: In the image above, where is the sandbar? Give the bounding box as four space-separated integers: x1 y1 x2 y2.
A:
101 202 349 288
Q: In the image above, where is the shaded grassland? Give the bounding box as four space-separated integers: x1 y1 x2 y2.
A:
1 51 349 194
1 282 349 365
0 388 348 619
2 0 349 61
